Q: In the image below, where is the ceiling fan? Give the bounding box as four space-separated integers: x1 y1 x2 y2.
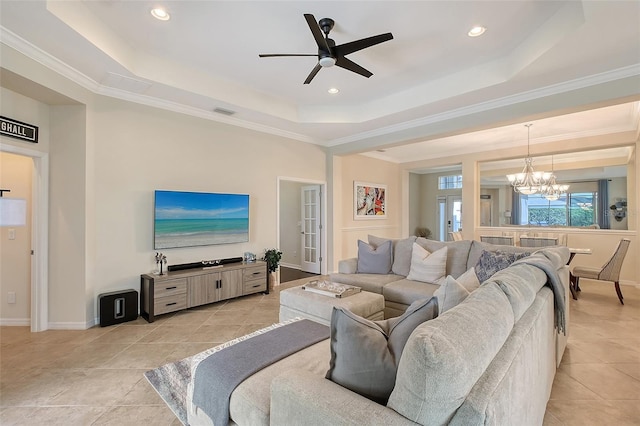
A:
259 14 393 84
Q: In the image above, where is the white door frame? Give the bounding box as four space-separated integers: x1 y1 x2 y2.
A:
277 177 327 275
0 143 48 332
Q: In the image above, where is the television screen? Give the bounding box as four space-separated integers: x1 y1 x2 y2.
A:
154 190 249 249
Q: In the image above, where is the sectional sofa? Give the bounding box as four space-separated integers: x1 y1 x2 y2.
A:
183 236 570 425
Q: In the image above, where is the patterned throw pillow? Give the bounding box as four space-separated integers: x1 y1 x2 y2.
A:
475 250 530 283
406 243 448 284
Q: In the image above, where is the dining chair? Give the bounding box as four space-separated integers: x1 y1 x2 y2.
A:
449 231 463 241
571 238 631 305
480 235 514 245
519 236 558 247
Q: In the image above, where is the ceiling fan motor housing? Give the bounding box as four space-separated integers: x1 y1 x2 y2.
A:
319 18 335 35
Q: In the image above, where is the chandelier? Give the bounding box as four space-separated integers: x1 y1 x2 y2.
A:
506 124 551 195
541 155 570 201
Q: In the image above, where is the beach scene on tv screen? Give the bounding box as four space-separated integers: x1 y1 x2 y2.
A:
154 191 249 249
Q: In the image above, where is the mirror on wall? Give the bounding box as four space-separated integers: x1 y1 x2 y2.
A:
479 146 633 231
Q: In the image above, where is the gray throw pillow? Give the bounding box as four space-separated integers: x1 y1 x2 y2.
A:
357 239 392 274
325 297 438 404
475 250 530 283
368 235 417 277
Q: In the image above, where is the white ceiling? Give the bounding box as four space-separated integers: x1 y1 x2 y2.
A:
1 0 639 162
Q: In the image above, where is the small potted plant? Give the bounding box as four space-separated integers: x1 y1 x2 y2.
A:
263 248 282 289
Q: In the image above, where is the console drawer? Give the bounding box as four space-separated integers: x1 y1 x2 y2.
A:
154 278 187 298
244 278 267 294
244 266 267 281
154 293 187 315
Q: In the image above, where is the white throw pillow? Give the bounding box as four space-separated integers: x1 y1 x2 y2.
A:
456 267 481 292
433 267 481 314
433 276 469 314
406 243 447 284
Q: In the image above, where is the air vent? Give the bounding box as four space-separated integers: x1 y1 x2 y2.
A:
213 107 236 116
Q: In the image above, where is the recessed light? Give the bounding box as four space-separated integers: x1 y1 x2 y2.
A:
328 88 340 94
151 7 170 21
468 26 486 37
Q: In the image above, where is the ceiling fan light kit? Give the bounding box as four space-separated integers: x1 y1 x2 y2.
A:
259 14 393 84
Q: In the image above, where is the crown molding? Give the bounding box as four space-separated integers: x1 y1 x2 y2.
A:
1 26 317 145
326 64 640 148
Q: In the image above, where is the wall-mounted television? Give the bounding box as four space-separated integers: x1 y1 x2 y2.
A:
154 190 249 249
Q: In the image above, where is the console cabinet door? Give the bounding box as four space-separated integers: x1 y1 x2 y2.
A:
219 269 243 300
188 274 218 307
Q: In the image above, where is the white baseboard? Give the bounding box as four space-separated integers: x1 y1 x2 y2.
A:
48 321 91 330
0 318 30 326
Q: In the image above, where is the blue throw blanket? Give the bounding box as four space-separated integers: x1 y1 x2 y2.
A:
192 319 330 425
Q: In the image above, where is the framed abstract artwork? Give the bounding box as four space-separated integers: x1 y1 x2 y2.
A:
354 181 387 220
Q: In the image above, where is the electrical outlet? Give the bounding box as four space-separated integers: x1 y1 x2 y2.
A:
8 229 16 240
8 292 16 304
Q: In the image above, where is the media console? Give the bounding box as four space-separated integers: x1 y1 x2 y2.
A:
140 260 268 323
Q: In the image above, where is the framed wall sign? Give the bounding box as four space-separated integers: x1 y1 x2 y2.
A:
0 116 38 143
354 181 387 220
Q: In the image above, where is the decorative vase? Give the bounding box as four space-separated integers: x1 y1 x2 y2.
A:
269 271 279 289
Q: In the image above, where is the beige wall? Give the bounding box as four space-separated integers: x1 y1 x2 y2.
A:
1 72 327 328
0 152 32 323
332 154 402 265
86 98 326 326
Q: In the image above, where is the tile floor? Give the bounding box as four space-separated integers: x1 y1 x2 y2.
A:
1 278 638 425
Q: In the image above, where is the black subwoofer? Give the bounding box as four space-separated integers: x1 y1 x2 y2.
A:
98 289 138 327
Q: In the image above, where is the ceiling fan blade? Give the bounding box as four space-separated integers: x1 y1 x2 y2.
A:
259 54 318 57
304 63 322 84
304 14 330 52
335 56 372 78
334 33 393 57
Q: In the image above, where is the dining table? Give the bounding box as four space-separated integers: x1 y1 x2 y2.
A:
567 247 592 300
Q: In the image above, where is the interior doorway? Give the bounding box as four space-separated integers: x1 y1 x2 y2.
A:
277 178 326 276
0 144 49 331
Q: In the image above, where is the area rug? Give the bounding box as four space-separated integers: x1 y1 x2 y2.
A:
144 318 306 425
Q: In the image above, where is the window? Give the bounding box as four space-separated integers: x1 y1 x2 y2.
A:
438 175 463 190
519 191 598 227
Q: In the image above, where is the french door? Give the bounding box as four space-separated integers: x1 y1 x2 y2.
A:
300 185 321 274
436 195 462 241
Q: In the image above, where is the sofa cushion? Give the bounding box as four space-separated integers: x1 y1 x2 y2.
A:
406 243 447 284
369 235 417 277
475 250 530 283
329 273 403 294
227 339 331 425
433 268 480 314
387 282 515 425
326 298 438 404
416 238 473 278
467 240 532 271
383 279 440 307
488 263 547 321
357 240 392 274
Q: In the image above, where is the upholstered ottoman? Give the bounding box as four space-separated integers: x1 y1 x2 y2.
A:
279 285 385 326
